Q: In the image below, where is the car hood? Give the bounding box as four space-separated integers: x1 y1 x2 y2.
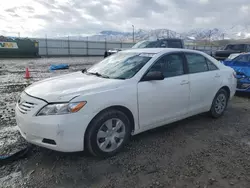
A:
108 48 128 52
25 71 123 102
215 50 242 55
223 61 250 77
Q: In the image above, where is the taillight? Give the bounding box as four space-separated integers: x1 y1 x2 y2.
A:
233 71 237 78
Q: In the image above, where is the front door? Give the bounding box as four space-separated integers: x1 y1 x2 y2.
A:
137 53 190 128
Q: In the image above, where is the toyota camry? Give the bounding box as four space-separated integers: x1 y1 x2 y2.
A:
16 48 237 157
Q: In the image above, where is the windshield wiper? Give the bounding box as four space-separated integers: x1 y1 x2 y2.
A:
115 77 127 80
86 71 110 78
82 69 124 79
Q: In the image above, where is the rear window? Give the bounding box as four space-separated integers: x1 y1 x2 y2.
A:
225 44 245 51
167 40 183 48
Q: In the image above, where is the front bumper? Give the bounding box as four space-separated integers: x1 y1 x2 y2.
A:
236 80 250 92
236 88 250 92
15 93 93 152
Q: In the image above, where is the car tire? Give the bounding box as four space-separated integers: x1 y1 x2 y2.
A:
209 89 229 118
85 109 132 158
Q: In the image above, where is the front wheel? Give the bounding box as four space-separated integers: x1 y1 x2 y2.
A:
85 109 132 157
209 89 229 118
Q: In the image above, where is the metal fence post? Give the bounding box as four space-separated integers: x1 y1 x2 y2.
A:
68 36 70 56
105 38 107 51
45 34 48 57
86 37 89 56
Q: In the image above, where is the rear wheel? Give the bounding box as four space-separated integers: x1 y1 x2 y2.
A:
85 109 131 157
209 89 229 118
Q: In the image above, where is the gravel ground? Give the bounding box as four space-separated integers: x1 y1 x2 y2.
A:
1 57 250 188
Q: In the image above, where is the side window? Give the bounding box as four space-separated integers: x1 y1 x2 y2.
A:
149 54 185 78
207 59 218 71
160 41 168 48
185 53 208 74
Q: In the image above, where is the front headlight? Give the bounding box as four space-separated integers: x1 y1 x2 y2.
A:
36 101 87 116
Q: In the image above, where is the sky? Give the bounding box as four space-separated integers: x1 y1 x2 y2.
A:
0 0 250 37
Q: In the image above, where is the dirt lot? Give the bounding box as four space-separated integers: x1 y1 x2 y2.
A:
0 57 250 188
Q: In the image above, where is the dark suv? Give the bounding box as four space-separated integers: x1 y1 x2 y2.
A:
104 38 184 57
214 43 250 60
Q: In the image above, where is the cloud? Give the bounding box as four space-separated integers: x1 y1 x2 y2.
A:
5 6 35 13
0 0 250 37
5 8 16 13
124 0 167 18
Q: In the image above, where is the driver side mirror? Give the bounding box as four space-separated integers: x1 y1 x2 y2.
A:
142 71 164 81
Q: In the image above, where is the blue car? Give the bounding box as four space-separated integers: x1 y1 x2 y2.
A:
223 53 250 92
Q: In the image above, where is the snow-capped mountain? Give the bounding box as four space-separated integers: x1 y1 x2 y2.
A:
183 26 250 40
88 28 250 41
181 28 224 41
56 27 250 42
71 29 181 42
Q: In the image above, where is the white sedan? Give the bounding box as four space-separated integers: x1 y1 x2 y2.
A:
16 48 237 157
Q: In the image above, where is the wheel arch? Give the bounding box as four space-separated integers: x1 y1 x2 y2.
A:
220 85 230 99
84 105 135 146
210 85 231 109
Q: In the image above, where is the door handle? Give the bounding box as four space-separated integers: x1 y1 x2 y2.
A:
215 74 221 78
180 80 189 85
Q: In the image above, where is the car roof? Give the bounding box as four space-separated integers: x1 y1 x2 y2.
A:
227 43 250 45
122 48 203 54
141 38 182 42
158 38 182 41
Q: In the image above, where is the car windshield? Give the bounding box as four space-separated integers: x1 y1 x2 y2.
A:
225 53 241 61
86 52 154 79
225 44 245 51
233 54 250 63
132 41 151 48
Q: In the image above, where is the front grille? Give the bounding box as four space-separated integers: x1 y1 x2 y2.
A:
237 82 250 89
18 101 36 114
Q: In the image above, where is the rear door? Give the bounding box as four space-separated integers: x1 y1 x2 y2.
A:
184 53 222 114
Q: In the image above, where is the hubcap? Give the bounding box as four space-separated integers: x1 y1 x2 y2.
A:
97 118 126 152
215 93 226 114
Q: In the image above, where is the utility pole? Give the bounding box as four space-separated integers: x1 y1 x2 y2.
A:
68 36 70 56
208 30 212 46
167 30 170 38
222 33 225 40
132 25 135 43
45 34 48 57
